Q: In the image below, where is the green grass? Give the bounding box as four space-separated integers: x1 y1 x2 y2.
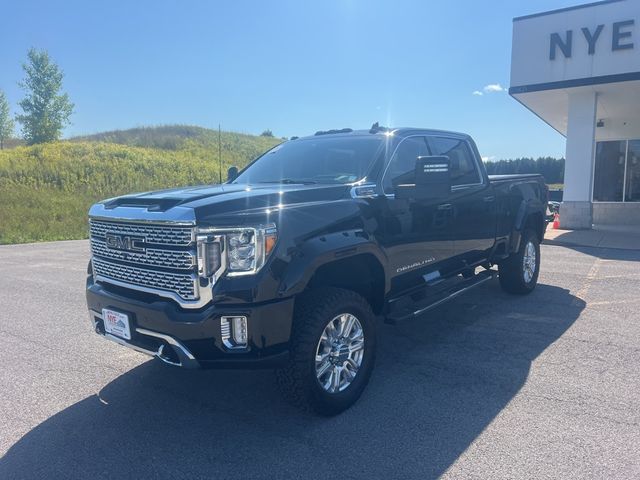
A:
0 185 93 243
0 126 281 244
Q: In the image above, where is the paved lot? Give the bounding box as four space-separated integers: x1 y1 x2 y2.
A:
1 240 639 479
545 224 640 250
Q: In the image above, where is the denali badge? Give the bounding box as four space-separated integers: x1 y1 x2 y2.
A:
396 257 436 273
105 233 146 253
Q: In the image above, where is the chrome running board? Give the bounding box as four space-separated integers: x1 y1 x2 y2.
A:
386 270 496 324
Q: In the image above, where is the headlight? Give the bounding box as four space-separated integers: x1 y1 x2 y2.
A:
227 224 277 276
227 231 256 271
196 234 224 278
197 224 277 278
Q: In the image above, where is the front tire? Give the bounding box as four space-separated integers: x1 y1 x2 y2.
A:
276 287 376 416
498 229 540 294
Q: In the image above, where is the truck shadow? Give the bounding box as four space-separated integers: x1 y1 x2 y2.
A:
0 282 583 480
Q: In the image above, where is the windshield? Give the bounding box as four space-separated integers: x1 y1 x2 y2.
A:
233 136 384 185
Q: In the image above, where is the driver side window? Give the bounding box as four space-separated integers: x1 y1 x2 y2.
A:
427 136 481 186
383 136 430 193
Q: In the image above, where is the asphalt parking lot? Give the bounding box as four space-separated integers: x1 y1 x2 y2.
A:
1 240 639 479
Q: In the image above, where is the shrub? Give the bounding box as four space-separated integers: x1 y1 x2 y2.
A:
0 130 281 243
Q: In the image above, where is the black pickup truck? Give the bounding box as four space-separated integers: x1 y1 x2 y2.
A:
86 125 547 415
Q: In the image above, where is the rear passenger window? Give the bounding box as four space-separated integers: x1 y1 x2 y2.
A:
383 136 430 193
428 137 480 186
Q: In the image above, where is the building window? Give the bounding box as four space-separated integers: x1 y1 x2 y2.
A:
626 141 640 202
593 141 626 202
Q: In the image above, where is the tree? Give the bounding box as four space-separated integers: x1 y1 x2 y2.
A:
0 89 14 149
16 48 74 145
260 129 274 137
484 157 565 184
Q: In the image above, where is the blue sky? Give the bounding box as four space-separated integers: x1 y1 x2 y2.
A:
1 0 582 159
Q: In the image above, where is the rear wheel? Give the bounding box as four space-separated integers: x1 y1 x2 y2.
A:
498 229 540 294
276 287 376 416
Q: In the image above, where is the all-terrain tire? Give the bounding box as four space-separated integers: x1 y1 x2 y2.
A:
275 287 376 416
498 228 540 294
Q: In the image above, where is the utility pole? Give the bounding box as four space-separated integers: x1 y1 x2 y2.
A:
218 124 222 184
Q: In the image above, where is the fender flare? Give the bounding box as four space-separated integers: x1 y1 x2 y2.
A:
278 230 389 298
510 199 545 252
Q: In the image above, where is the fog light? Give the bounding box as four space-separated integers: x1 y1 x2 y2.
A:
221 316 248 349
232 316 248 345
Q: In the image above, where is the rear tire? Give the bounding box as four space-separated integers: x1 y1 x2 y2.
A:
276 287 376 416
498 229 540 294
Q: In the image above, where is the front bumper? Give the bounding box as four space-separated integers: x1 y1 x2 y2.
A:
86 277 294 369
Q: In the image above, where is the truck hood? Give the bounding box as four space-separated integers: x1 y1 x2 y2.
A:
98 183 353 223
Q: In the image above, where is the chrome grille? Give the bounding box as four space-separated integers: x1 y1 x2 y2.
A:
92 258 197 300
90 219 193 246
89 218 199 303
90 238 194 270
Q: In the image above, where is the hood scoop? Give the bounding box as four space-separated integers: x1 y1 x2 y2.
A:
103 196 186 212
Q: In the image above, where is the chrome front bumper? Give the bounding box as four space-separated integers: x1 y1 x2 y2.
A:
89 309 200 369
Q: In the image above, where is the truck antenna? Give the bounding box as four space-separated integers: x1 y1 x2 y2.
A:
218 124 222 184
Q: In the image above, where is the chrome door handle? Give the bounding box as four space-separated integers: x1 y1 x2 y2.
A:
437 203 453 210
483 196 495 202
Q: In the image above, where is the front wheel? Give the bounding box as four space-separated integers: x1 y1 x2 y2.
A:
498 229 540 294
276 287 376 416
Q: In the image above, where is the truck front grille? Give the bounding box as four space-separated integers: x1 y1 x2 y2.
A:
89 218 198 302
90 238 195 270
92 258 197 300
90 219 193 246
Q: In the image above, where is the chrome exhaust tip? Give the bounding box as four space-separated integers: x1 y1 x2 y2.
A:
89 310 200 369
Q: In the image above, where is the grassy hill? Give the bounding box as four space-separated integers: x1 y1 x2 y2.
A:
0 126 282 244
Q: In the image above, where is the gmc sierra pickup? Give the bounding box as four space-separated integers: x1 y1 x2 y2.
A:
86 125 547 415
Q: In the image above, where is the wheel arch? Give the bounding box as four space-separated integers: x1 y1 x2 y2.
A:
305 253 386 314
510 200 546 252
524 211 545 243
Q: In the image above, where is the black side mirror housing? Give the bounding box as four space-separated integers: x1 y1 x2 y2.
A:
394 156 451 200
227 166 239 182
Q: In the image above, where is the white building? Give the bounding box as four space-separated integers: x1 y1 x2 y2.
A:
510 0 640 228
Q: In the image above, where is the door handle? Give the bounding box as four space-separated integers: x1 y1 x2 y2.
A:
437 203 453 210
483 196 495 202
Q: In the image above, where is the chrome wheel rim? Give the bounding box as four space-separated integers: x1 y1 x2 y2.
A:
315 313 365 393
523 241 536 283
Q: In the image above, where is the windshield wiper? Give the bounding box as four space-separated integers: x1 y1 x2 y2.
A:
257 179 317 185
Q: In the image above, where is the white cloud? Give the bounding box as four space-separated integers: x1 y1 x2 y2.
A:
472 90 483 96
482 156 496 162
483 83 506 93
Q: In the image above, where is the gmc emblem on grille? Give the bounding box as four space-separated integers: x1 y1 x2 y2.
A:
105 233 146 253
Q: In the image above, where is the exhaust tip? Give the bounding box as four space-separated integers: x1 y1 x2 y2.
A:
157 343 182 366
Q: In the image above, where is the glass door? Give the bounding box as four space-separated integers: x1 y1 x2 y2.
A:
625 140 640 202
593 141 626 202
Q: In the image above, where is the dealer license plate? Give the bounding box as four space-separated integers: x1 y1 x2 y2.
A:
102 308 132 340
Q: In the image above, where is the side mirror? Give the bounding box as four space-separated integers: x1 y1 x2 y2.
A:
394 156 451 200
227 166 239 182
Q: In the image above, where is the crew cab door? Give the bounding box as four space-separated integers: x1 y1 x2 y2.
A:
377 136 455 291
427 136 497 264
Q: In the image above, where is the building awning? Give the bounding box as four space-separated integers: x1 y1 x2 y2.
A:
511 79 640 141
510 0 640 141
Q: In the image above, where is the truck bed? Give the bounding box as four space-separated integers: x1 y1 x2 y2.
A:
488 174 544 183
